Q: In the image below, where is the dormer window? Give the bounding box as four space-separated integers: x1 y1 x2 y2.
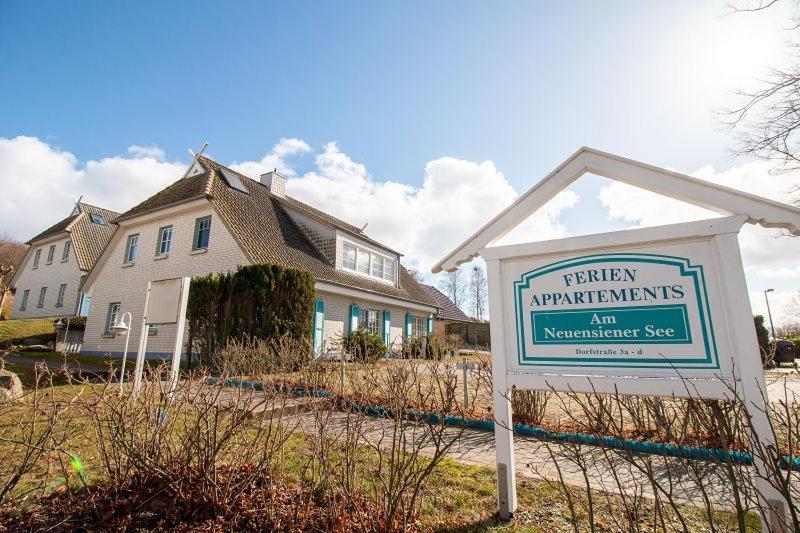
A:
341 241 396 283
90 213 105 225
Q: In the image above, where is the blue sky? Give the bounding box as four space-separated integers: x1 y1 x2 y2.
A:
1 1 798 322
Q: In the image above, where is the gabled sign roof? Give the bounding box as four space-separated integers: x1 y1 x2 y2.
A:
432 147 800 273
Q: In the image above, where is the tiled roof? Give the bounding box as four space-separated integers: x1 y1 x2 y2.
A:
26 202 120 271
275 195 400 255
421 284 471 322
113 155 437 308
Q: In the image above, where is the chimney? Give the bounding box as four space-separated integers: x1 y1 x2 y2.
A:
260 168 286 197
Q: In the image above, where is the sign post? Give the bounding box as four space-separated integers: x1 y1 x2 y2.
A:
433 148 800 532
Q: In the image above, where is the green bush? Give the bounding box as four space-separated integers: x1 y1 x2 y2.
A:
754 315 771 365
342 329 386 362
187 263 315 366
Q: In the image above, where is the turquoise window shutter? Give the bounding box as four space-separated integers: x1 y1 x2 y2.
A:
405 312 413 338
383 310 391 346
427 315 434 334
313 299 325 357
349 303 360 332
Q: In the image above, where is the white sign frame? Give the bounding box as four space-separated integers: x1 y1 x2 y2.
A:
131 277 191 397
432 148 800 531
484 217 785 529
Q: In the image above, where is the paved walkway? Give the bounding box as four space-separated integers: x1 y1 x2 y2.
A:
284 409 773 513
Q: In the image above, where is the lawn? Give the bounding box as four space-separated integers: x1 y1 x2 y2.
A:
0 317 56 344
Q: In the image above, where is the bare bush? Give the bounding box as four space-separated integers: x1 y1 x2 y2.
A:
0 363 76 504
202 335 311 375
84 365 297 510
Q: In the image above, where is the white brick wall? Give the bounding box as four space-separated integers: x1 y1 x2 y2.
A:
82 203 250 358
316 290 427 354
11 236 84 319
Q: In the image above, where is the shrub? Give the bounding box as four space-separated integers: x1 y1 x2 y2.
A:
754 315 771 366
342 328 386 362
207 336 311 375
187 263 315 366
402 334 447 360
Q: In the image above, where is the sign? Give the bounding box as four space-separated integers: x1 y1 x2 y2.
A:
146 278 184 324
510 248 724 373
433 148 800 528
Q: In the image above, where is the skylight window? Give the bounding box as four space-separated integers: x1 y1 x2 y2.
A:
90 213 105 225
218 167 249 194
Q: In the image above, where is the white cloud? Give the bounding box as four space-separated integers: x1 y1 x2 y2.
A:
230 137 311 178
0 136 185 240
750 290 799 328
127 145 166 161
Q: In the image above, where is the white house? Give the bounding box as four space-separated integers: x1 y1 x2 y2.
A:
11 201 119 319
80 155 438 358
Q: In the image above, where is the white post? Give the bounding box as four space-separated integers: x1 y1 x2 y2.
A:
118 311 132 395
715 233 789 533
486 258 517 519
167 277 191 398
131 282 152 396
462 356 469 409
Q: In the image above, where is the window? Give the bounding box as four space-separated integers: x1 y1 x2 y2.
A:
37 287 47 308
19 289 29 311
148 325 159 336
62 241 71 262
371 254 384 278
383 258 395 282
90 213 105 225
193 216 211 250
356 248 370 274
412 316 425 338
33 249 41 269
46 245 55 264
342 243 357 270
361 308 380 335
105 302 121 335
340 241 396 283
55 284 67 307
124 234 139 263
156 225 173 256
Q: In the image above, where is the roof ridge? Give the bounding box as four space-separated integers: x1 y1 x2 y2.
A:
78 201 121 217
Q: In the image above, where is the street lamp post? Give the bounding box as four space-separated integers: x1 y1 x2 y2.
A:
764 289 777 340
111 312 133 394
55 316 71 356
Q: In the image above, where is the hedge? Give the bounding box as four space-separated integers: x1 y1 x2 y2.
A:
186 264 315 365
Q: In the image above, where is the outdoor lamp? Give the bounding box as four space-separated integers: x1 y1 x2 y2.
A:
114 311 133 395
55 317 66 330
111 317 130 335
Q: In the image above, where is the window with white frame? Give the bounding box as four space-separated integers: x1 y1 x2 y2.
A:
341 241 396 283
19 289 29 311
124 234 139 263
360 308 380 335
412 316 425 338
37 287 47 308
193 216 211 250
105 302 121 335
157 225 173 255
55 284 67 307
33 249 41 269
46 245 55 264
62 241 71 262
342 243 356 270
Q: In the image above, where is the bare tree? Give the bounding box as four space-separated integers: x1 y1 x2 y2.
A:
0 233 25 318
724 0 800 178
405 267 424 282
469 265 487 321
438 267 467 310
